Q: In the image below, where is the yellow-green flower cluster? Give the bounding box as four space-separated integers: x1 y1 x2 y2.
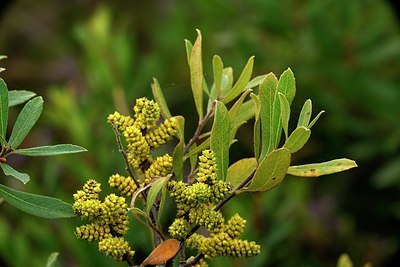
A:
168 150 232 240
186 214 260 259
186 256 209 267
108 174 137 197
99 237 135 261
133 97 160 130
73 180 134 261
144 154 173 184
107 97 177 188
107 111 134 132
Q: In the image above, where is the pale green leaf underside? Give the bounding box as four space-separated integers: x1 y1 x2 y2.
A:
244 148 291 192
0 183 75 218
12 144 87 156
223 56 254 104
283 126 311 153
211 101 230 180
151 78 171 119
1 163 30 184
226 158 257 189
298 99 312 127
146 176 169 214
190 30 204 121
172 116 185 180
278 92 290 140
212 55 223 99
45 252 59 267
287 158 357 177
8 90 36 107
8 96 43 148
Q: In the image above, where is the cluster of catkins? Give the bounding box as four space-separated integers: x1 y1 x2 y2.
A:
72 179 134 261
73 98 178 261
107 97 177 185
168 150 260 266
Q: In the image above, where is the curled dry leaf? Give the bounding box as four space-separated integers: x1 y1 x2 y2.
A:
141 239 180 266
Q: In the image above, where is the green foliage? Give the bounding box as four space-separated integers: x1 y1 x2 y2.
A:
71 30 356 266
0 76 86 217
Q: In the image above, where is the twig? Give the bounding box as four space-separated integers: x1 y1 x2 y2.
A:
112 125 146 198
182 169 257 266
183 101 216 156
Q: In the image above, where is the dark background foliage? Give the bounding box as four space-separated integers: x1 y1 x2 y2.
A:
0 0 399 266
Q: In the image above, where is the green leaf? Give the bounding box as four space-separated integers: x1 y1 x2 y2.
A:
210 101 230 180
283 126 311 153
8 96 43 148
172 116 184 180
227 158 257 189
45 252 59 267
0 78 8 142
259 72 278 159
308 110 325 129
212 55 223 99
8 90 36 107
151 78 171 119
246 74 267 90
276 68 296 104
221 67 234 94
297 99 312 127
189 30 204 121
278 93 290 140
287 159 357 177
189 143 198 171
184 39 193 65
233 100 255 127
337 254 353 267
222 56 255 104
244 148 291 192
12 144 87 156
146 176 169 215
0 183 75 218
229 89 252 143
250 93 261 160
0 163 30 184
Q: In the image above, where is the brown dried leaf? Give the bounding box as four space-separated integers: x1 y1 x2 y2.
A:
141 239 180 266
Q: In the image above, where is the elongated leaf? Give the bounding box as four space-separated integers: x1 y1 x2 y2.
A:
246 74 267 90
189 143 198 170
221 67 234 94
223 56 255 104
0 184 75 218
283 126 311 153
229 89 252 124
45 252 59 267
8 90 36 107
8 96 43 148
172 116 184 180
287 159 357 177
244 148 291 192
278 93 290 140
276 68 296 104
0 78 8 142
251 93 261 160
233 100 255 127
183 138 210 161
298 99 312 127
227 158 257 189
190 30 203 121
211 101 230 180
157 179 168 225
184 39 193 65
1 163 30 184
259 73 278 159
12 144 87 156
151 78 171 119
213 55 223 99
269 68 296 151
141 239 180 266
308 110 325 129
146 176 169 214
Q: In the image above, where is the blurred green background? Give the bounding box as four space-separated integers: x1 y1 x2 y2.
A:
1 0 400 266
